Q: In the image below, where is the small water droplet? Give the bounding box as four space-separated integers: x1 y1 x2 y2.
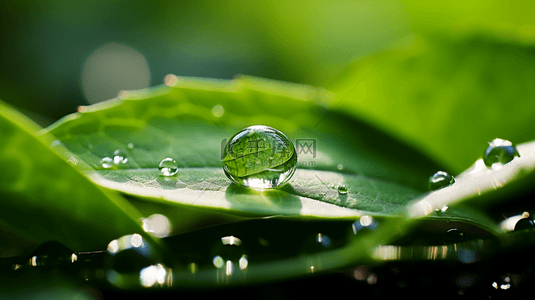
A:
483 138 520 168
113 149 128 165
428 171 455 191
443 228 466 244
158 158 178 176
222 125 297 189
127 143 134 149
337 185 348 195
211 104 225 117
514 217 535 231
337 164 344 170
101 157 114 169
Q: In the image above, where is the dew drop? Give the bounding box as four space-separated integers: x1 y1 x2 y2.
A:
127 143 134 149
337 185 348 195
483 138 520 168
428 171 455 191
443 228 466 244
337 164 344 171
101 157 114 169
222 125 297 189
113 149 128 165
514 217 535 231
159 158 178 176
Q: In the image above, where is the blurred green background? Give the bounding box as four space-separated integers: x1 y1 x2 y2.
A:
1 0 530 122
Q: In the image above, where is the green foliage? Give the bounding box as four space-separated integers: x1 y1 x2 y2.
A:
329 34 535 172
0 101 161 255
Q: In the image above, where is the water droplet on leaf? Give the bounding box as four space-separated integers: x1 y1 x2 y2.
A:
514 217 535 231
158 158 178 176
101 157 114 169
443 228 466 244
337 185 348 195
483 138 520 168
222 125 297 189
428 171 455 191
127 143 134 149
113 149 128 165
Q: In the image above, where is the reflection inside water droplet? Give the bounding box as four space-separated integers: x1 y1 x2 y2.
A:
159 158 178 176
483 138 520 169
222 125 297 189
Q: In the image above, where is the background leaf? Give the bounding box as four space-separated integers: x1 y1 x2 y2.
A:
329 33 535 172
0 100 160 255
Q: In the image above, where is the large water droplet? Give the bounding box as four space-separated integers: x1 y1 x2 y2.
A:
514 217 535 231
27 241 77 267
158 158 178 176
428 171 455 191
337 185 348 195
222 125 297 189
483 138 520 168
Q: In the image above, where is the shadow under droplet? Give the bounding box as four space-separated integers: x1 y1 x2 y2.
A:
224 183 303 215
156 176 187 190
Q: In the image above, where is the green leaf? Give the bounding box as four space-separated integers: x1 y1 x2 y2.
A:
0 100 160 254
328 34 535 172
45 75 494 235
36 75 535 286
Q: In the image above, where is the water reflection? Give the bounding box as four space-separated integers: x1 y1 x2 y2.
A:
372 239 489 264
26 241 77 267
142 214 172 238
105 233 170 288
139 263 172 288
211 235 248 281
351 215 378 235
